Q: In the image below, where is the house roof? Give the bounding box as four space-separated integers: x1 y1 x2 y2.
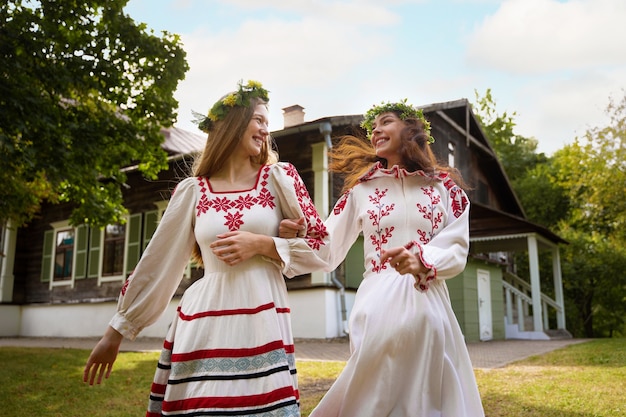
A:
161 126 206 155
421 99 526 218
270 99 565 247
470 202 567 251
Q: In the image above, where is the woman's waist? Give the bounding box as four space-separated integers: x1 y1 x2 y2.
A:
202 254 276 271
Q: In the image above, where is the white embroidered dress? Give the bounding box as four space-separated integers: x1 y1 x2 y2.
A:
310 163 485 417
109 162 329 417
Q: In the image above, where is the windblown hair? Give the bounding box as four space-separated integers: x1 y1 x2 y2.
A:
189 96 278 266
330 114 467 192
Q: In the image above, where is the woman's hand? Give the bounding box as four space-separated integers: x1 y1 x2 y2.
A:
83 326 123 385
278 218 305 238
211 231 278 265
381 247 427 278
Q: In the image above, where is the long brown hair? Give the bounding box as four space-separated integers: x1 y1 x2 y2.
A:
192 96 278 178
329 113 467 192
189 96 278 266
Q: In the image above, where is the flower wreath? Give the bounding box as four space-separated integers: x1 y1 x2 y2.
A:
194 80 269 133
360 98 435 143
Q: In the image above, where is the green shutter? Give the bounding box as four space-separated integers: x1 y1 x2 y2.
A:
143 210 159 250
74 224 88 279
87 227 102 278
125 213 142 275
41 230 54 282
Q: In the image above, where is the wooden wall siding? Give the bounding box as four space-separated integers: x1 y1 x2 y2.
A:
423 106 523 219
14 157 198 305
447 261 506 342
426 110 495 211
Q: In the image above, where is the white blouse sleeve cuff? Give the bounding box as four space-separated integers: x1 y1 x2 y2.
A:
405 240 437 292
109 312 141 341
262 237 288 272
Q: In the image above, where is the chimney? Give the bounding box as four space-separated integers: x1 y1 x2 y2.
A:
282 105 305 128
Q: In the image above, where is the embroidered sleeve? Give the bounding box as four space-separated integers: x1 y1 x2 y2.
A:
268 162 330 278
323 187 363 272
405 180 470 290
109 177 197 340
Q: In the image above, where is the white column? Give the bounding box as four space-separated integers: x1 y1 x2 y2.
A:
552 246 566 329
0 220 17 303
311 142 329 285
505 288 513 325
516 296 525 332
527 235 544 332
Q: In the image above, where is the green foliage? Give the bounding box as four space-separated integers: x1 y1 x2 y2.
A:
0 0 189 228
557 226 626 337
472 89 547 183
551 97 626 241
549 95 626 337
513 162 570 229
472 89 626 338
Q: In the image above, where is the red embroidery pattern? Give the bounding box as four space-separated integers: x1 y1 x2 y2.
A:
333 190 351 215
193 164 327 251
257 188 276 209
357 165 379 184
211 196 233 212
224 211 244 230
404 241 436 292
196 178 211 214
280 163 329 250
120 277 130 296
443 178 468 218
367 188 395 273
195 167 275 231
416 186 443 244
233 194 256 210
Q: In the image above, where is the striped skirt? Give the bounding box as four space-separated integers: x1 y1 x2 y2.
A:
146 271 300 417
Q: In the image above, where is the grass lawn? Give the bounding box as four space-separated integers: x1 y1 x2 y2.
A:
0 338 624 416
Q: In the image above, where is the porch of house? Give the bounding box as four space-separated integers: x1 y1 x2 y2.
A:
502 271 572 340
471 238 571 341
470 203 570 341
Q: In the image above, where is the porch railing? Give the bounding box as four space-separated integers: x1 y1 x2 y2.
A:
502 272 565 335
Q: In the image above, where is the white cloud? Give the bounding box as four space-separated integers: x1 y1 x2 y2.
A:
155 0 625 156
460 0 626 154
172 13 392 131
465 0 626 74
214 0 399 25
509 68 625 154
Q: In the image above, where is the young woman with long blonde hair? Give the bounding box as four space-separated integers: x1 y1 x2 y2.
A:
84 80 329 417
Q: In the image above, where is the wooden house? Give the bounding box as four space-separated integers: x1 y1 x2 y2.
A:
0 100 570 342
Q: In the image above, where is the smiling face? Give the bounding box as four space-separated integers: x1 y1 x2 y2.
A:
370 112 405 167
238 103 270 158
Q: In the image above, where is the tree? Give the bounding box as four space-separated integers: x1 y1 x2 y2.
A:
472 89 547 183
473 89 570 231
472 89 626 337
0 0 189 228
513 162 570 229
549 94 626 337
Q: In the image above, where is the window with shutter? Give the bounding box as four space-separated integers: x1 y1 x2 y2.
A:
43 220 85 289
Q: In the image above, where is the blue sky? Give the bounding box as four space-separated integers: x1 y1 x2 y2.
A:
124 0 626 155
